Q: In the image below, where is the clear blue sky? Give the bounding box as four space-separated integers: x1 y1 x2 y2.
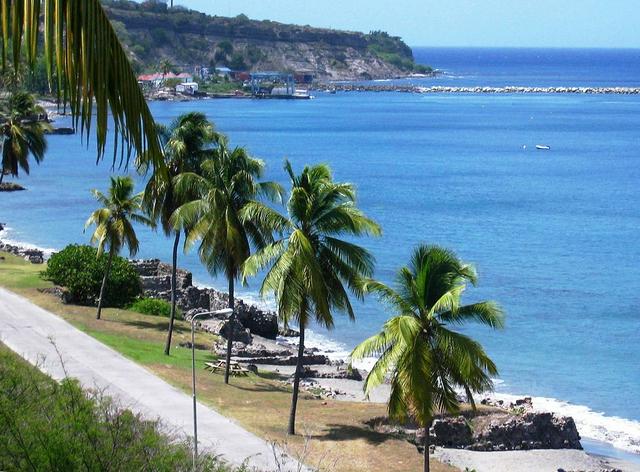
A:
169 0 640 48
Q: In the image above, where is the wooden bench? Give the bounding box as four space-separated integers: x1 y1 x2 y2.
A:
204 360 249 376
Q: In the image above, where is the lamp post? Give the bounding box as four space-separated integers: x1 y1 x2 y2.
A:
191 308 233 471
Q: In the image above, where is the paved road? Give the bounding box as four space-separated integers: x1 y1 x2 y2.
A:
0 287 305 471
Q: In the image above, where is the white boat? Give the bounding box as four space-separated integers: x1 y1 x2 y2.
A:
536 144 551 150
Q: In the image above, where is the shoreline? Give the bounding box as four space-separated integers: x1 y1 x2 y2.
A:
2 227 640 470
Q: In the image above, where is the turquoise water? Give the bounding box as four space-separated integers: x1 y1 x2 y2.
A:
1 49 639 457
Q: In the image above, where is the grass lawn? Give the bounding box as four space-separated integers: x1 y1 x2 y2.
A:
0 251 457 472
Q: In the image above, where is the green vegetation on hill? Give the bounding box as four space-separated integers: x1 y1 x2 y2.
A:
101 0 430 79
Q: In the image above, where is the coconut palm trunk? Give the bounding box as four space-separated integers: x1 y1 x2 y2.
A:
288 324 305 435
423 421 431 472
164 231 181 355
224 276 235 384
96 251 114 320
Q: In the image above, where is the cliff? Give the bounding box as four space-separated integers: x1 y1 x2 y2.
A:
102 0 430 80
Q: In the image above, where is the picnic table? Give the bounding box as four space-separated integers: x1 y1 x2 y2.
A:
204 360 249 376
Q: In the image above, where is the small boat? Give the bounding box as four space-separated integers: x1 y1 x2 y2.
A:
536 144 551 150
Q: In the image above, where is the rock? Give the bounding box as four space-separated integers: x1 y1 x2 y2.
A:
0 182 26 192
279 327 300 337
299 366 363 380
514 397 533 407
246 364 258 374
235 302 278 339
38 287 73 304
429 416 473 447
200 318 252 344
223 343 293 358
26 254 44 264
399 410 582 453
45 127 75 135
470 412 581 451
239 354 330 366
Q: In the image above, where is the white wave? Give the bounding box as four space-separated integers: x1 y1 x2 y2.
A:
0 227 58 258
485 390 640 454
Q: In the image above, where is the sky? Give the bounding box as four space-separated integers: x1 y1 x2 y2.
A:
168 0 640 48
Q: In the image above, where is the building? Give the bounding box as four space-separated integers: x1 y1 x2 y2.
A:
175 82 199 94
137 72 194 88
215 67 232 78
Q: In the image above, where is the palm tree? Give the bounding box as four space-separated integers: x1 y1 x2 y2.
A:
2 1 161 166
142 113 220 355
85 176 152 320
243 161 381 434
0 91 51 184
172 138 283 383
350 245 504 472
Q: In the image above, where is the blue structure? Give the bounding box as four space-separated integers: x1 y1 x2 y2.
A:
250 72 295 96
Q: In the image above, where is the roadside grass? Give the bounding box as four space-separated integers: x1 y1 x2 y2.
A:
0 251 457 472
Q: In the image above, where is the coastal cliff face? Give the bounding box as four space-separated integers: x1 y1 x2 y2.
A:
102 1 424 80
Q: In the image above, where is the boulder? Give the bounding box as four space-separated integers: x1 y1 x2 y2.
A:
0 182 26 192
199 318 252 344
470 412 582 451
429 416 473 447
279 327 300 337
413 411 582 452
235 303 278 339
299 366 363 380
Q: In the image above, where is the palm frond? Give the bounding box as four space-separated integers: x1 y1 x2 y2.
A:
2 0 161 166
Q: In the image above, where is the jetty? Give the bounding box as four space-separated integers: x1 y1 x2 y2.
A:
314 84 640 95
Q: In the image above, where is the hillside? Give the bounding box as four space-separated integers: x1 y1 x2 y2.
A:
102 0 431 80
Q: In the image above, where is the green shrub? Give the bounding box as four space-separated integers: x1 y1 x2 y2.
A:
42 244 141 307
0 345 233 471
129 298 179 318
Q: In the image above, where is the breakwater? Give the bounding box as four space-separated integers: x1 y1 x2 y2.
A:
314 84 640 95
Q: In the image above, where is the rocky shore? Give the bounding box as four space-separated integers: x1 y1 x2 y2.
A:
0 228 45 263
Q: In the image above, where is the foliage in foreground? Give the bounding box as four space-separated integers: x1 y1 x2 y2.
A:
42 244 141 307
0 345 233 472
129 297 179 318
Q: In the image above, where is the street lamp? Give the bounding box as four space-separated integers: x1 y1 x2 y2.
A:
190 307 233 470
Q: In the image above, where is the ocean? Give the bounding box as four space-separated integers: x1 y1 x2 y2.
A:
1 47 639 460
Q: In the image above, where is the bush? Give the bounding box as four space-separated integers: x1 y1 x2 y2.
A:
129 298 179 318
42 244 141 307
0 346 233 471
